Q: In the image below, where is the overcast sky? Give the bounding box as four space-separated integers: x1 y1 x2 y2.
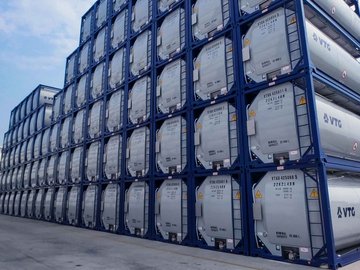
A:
0 0 94 145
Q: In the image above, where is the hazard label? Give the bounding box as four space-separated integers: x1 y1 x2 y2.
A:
299 96 306 105
310 189 318 199
255 190 263 199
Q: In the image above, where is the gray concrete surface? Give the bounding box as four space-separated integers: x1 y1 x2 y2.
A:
0 215 359 270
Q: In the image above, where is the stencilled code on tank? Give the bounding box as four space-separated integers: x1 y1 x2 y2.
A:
209 179 227 199
132 188 143 201
205 41 222 60
165 182 180 200
263 87 288 111
257 12 279 34
165 119 179 135
271 175 297 199
204 18 219 30
206 105 224 125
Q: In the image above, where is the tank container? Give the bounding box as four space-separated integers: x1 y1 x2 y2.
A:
125 181 149 236
156 116 187 174
126 126 150 177
192 0 230 40
130 30 152 76
157 59 186 114
155 179 187 242
131 0 152 32
194 102 238 169
104 135 122 179
83 185 98 228
111 10 128 49
67 186 80 225
128 76 151 124
196 175 242 249
157 8 185 60
106 89 124 132
101 183 120 231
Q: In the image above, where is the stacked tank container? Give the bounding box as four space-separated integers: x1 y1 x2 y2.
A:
0 85 60 220
1 0 360 269
239 0 360 268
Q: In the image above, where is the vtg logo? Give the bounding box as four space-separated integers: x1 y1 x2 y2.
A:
313 33 331 51
324 113 342 128
337 207 356 218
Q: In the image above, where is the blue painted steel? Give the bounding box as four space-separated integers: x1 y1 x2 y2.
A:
1 0 360 268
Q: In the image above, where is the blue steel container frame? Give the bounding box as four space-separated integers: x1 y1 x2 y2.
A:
79 5 96 46
2 0 360 267
129 0 153 38
153 112 189 178
154 3 186 66
238 0 360 268
64 49 79 89
192 169 249 254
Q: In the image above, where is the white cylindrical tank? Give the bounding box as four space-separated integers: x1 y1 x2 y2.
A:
248 82 360 163
111 10 127 50
109 48 126 90
104 135 122 180
195 102 238 169
243 8 360 94
67 186 80 225
44 188 55 221
126 127 150 177
91 62 105 99
88 100 104 139
192 0 230 40
20 191 28 217
26 189 36 218
75 74 87 108
41 128 50 156
155 179 188 242
157 59 186 114
58 151 70 185
157 8 185 60
128 76 151 124
193 37 234 101
101 183 120 231
96 0 107 29
83 185 97 228
132 0 151 32
130 30 151 76
54 187 67 223
106 89 124 132
86 142 101 181
49 123 59 152
38 159 47 187
47 155 57 186
79 42 90 74
70 147 83 184
239 0 360 41
63 84 74 115
34 189 45 219
125 181 149 237
156 116 187 174
253 170 360 261
60 117 72 149
73 109 85 144
196 175 242 250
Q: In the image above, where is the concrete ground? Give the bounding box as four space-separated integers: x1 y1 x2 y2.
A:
0 216 359 270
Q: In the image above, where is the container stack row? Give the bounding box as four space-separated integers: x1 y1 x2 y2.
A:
1 0 360 268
